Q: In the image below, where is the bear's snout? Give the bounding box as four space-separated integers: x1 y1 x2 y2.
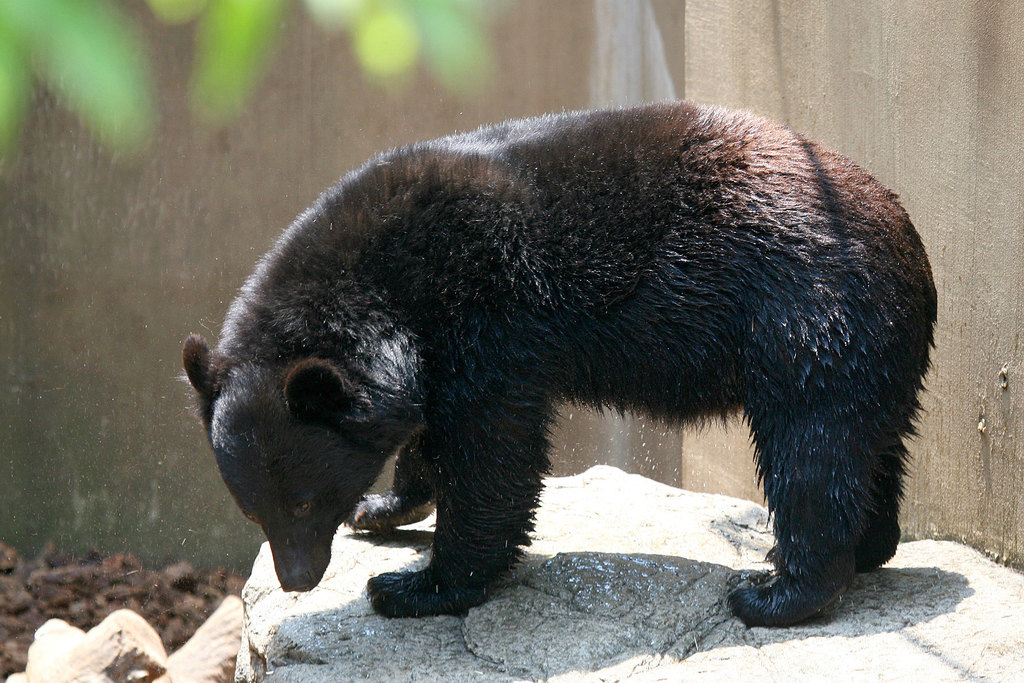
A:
277 565 320 593
267 533 331 593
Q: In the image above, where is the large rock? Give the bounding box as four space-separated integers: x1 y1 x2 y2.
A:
236 467 1024 682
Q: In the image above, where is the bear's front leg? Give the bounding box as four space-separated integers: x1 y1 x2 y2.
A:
365 402 549 618
349 434 435 533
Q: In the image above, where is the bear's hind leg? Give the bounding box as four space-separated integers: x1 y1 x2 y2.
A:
853 437 909 573
728 408 867 626
349 434 435 533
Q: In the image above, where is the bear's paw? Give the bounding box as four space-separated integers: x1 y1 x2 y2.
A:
366 569 486 618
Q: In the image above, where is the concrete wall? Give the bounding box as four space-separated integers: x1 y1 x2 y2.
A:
644 0 1024 565
2 0 1021 569
0 2 596 569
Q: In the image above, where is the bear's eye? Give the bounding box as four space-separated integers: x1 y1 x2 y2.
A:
293 501 312 518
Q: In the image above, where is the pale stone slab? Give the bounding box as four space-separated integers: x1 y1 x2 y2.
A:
237 467 1024 682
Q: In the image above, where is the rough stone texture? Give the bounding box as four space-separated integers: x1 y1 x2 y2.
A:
237 467 1024 682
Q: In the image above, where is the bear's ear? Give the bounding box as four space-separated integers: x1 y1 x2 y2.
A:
283 358 366 425
183 334 220 399
183 333 227 425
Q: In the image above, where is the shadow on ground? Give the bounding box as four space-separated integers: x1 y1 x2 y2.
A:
262 539 972 681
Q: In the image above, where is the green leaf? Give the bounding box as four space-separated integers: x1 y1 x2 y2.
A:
0 15 31 153
410 0 493 93
191 0 286 122
304 0 364 28
145 0 209 25
352 3 420 80
0 0 156 152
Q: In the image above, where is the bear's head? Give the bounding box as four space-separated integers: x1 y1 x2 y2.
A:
182 333 420 592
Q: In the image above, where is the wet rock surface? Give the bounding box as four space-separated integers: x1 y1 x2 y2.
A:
238 467 1024 682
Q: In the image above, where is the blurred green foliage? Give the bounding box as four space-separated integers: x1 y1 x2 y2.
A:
0 0 504 155
191 0 287 121
0 0 155 152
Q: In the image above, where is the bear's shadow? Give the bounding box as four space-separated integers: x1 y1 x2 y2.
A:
265 532 972 680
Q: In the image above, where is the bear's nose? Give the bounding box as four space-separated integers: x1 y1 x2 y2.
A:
278 566 318 592
270 544 325 592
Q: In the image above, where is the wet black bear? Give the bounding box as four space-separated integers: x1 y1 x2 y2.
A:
183 101 936 627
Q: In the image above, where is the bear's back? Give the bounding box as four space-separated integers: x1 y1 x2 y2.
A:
228 102 934 374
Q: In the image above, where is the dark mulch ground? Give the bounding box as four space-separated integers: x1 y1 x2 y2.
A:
0 541 247 678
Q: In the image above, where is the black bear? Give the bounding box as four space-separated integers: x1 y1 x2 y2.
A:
183 101 936 627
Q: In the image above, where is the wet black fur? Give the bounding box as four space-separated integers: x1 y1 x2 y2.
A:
183 101 936 627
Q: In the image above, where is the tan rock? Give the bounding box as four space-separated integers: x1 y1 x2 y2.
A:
165 595 243 683
25 609 167 683
13 596 242 683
